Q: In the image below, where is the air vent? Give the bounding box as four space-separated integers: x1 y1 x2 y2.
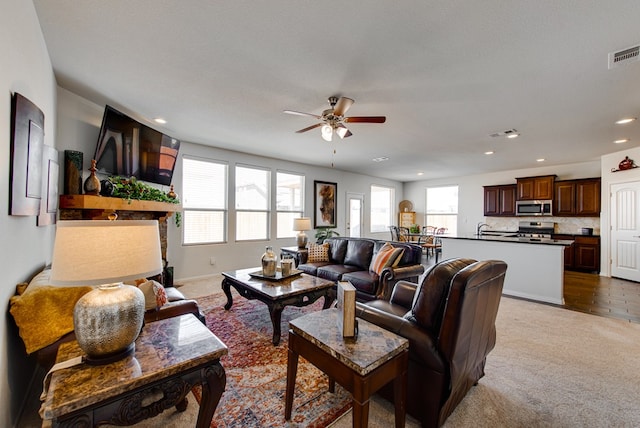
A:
490 129 518 138
608 45 640 69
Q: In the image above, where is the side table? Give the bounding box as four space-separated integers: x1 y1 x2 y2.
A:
285 309 409 428
40 314 228 428
280 246 308 267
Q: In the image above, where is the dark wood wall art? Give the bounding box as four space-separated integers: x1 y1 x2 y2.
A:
63 150 83 194
37 145 59 226
10 93 44 216
314 180 337 228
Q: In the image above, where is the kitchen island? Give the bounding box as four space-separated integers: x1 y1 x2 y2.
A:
440 234 573 305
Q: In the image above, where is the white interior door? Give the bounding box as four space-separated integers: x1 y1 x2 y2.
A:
346 193 364 238
611 181 640 281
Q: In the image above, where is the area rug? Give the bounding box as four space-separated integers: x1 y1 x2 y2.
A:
193 293 352 428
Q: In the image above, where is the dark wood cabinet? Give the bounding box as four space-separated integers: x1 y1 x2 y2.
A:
553 178 600 217
553 234 600 272
483 184 516 216
576 179 601 216
574 236 600 272
516 175 555 200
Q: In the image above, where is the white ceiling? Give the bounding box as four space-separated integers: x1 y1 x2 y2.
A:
32 0 640 182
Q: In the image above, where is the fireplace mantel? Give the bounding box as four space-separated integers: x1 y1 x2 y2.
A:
59 194 179 219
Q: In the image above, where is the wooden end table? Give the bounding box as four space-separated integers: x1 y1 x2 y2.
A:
221 267 334 345
40 314 228 428
285 309 409 428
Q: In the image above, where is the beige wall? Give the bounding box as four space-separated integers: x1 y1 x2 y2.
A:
56 88 405 280
1 0 58 425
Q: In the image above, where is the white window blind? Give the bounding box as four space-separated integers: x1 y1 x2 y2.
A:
236 165 270 241
276 172 304 238
182 157 227 244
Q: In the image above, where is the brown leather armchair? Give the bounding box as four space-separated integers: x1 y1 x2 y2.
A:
355 258 507 427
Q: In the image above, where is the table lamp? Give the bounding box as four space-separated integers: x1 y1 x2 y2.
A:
293 217 311 249
50 220 163 365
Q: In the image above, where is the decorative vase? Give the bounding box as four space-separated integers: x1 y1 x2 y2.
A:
83 159 101 195
73 283 145 364
64 150 83 195
261 246 277 277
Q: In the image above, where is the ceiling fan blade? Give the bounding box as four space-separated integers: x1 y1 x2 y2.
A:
332 97 354 116
335 124 352 139
344 116 386 123
295 123 323 133
284 110 322 119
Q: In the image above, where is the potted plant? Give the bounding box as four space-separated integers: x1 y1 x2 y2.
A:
315 228 340 243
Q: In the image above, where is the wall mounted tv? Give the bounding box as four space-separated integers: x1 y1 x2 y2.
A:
94 105 180 186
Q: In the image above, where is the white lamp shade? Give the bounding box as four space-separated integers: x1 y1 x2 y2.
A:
50 220 163 286
293 217 312 231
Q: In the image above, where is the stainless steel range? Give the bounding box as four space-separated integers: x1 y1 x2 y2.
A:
517 221 555 241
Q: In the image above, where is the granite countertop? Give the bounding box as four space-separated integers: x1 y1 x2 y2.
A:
441 234 574 246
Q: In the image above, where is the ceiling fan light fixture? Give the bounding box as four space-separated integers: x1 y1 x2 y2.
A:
336 125 350 139
321 124 333 141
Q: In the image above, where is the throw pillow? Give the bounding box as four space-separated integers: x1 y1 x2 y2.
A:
137 280 168 311
307 242 330 263
370 242 404 275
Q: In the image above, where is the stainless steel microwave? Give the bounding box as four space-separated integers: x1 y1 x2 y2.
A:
516 200 552 216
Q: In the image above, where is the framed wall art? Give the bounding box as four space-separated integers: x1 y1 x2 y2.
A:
314 180 337 228
37 145 59 226
9 92 44 216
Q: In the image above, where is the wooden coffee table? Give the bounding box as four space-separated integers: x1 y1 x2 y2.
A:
285 309 409 428
221 267 335 345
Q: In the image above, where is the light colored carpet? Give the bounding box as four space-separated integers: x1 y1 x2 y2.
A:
167 276 640 427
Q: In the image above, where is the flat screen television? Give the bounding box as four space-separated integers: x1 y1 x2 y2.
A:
93 105 180 186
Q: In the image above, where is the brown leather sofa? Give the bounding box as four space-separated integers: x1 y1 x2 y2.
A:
297 237 424 301
355 258 507 427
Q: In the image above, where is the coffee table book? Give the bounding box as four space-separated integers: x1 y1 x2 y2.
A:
336 281 356 338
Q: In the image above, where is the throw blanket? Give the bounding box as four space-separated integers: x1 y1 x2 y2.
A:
10 284 92 354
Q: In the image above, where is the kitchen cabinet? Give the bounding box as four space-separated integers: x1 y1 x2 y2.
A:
516 175 555 200
553 234 600 272
483 184 516 216
554 178 600 217
398 211 416 228
574 235 600 272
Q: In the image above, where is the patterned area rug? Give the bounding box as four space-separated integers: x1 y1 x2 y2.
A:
193 293 352 428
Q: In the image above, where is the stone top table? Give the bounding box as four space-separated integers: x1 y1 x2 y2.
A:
40 314 228 428
285 309 409 427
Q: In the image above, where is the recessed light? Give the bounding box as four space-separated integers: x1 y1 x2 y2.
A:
506 133 519 139
536 158 545 162
372 156 389 162
616 117 636 125
154 118 167 124
417 172 424 176
484 151 494 155
614 139 630 144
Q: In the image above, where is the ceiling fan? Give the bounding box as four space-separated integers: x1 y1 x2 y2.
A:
284 96 386 142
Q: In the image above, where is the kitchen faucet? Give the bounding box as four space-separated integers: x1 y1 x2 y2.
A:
477 222 489 236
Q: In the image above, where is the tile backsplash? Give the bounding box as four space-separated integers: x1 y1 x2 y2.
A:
484 217 600 235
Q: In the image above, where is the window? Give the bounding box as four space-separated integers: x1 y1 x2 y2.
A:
236 165 270 241
182 157 227 245
370 185 394 233
276 171 304 238
425 185 458 235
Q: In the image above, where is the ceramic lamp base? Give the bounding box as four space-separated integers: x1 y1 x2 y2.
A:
296 232 308 249
73 283 145 364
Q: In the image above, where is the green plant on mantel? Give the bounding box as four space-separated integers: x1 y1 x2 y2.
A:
108 176 181 226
